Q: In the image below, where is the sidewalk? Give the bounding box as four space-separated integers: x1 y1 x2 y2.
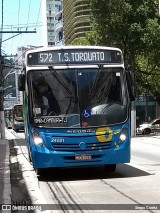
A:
0 138 11 208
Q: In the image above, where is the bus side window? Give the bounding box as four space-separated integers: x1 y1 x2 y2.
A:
18 74 25 91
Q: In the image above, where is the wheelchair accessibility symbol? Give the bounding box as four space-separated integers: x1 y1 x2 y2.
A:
82 109 91 118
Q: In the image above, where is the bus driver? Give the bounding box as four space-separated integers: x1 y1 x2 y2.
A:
37 81 60 116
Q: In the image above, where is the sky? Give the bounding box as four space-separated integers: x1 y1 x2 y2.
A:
0 0 43 56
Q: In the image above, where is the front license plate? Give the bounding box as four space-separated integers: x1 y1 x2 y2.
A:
75 154 92 160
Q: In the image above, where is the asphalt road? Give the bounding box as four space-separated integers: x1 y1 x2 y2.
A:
6 129 160 213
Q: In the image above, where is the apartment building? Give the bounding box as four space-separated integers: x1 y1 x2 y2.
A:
41 0 62 47
63 0 91 45
55 1 64 45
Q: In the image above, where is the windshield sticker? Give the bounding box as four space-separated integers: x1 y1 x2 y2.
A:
34 117 68 124
96 127 113 142
82 109 91 118
34 108 41 115
82 121 88 127
67 129 95 133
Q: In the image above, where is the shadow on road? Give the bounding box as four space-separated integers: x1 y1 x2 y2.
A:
38 163 151 182
135 132 160 138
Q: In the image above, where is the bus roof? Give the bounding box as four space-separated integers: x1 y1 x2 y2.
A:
26 45 122 54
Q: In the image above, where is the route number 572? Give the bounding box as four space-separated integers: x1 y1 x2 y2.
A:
39 53 53 63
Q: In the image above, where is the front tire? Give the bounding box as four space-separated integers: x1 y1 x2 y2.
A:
35 168 44 176
104 164 116 172
143 128 151 135
28 149 32 162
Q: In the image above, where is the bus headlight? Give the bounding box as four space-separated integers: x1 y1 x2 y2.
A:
119 133 127 142
32 132 43 145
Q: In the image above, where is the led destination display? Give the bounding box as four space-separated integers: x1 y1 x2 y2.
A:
27 48 122 66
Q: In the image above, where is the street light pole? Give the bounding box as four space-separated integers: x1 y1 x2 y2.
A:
0 0 5 139
0 65 5 139
0 52 5 139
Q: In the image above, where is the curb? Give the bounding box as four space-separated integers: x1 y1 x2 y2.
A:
12 139 51 213
2 139 11 213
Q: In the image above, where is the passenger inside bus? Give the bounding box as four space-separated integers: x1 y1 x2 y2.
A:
32 85 47 115
36 80 60 116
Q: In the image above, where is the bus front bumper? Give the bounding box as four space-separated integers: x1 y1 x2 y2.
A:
31 145 130 169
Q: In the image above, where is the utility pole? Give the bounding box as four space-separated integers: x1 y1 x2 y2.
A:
0 1 36 139
0 53 5 139
0 0 5 139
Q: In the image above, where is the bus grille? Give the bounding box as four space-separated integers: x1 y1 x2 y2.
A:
51 142 113 152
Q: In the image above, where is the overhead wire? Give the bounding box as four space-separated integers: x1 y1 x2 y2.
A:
9 26 13 51
1 0 4 29
17 0 21 30
26 0 31 28
17 0 32 52
24 0 42 47
24 0 32 45
16 0 23 50
3 0 43 55
1 0 4 55
35 0 42 30
4 0 22 54
3 22 42 28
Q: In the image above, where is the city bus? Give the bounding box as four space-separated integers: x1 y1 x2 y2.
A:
12 104 24 132
4 108 12 129
18 46 134 175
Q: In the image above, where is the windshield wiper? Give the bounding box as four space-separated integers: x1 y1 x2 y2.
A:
89 64 103 96
49 66 72 94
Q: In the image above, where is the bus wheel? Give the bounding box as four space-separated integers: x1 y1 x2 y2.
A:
28 152 32 162
104 164 116 172
35 168 44 176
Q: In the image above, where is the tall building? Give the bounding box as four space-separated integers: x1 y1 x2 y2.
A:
63 0 91 45
13 47 27 104
3 46 27 108
55 1 64 46
41 0 62 47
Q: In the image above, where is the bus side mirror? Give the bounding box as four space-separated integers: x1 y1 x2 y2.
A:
126 71 135 102
18 74 25 91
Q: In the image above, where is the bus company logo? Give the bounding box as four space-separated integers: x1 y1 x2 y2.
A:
79 142 86 150
96 127 113 142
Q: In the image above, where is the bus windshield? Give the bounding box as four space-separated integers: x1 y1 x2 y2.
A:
28 67 128 128
13 105 23 121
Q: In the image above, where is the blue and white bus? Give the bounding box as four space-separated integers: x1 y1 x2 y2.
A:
18 46 134 175
12 104 24 132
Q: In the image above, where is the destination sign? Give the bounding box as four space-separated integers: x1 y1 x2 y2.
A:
27 48 122 66
34 117 68 124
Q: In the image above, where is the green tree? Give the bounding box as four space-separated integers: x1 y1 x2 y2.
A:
88 0 160 103
71 37 90 45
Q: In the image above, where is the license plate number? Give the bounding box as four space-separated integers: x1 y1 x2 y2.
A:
75 154 92 160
